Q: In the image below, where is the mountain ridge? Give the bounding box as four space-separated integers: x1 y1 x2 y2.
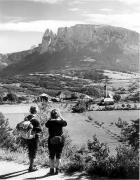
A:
0 24 139 76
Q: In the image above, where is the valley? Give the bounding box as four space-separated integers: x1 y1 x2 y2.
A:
1 103 139 154
0 24 139 152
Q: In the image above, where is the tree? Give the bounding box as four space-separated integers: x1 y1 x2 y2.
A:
6 93 18 102
113 94 121 102
128 82 138 93
121 119 139 150
0 95 3 104
0 113 13 148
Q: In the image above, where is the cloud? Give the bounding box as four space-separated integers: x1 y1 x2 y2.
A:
118 0 140 5
100 8 112 12
69 8 80 11
25 0 64 3
0 20 83 33
84 13 140 33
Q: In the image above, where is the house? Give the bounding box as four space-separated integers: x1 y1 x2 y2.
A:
104 97 114 104
57 91 72 100
98 97 114 106
79 94 93 100
38 93 51 102
57 91 93 102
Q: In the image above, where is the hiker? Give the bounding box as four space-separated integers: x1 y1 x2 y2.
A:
45 109 67 175
16 106 42 172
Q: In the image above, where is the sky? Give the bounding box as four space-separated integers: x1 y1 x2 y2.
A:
0 0 140 53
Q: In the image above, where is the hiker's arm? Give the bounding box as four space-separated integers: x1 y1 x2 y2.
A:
31 119 42 133
59 120 67 127
45 120 51 128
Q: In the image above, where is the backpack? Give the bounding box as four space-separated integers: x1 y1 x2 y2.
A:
16 116 35 139
50 136 63 145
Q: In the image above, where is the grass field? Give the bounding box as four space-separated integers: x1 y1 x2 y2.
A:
1 104 139 154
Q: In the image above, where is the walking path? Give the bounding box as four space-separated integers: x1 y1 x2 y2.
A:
0 160 91 180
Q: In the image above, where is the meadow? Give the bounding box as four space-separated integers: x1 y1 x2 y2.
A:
0 103 139 179
1 103 139 153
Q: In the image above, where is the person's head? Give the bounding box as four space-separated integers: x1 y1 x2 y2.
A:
50 109 60 119
30 106 37 114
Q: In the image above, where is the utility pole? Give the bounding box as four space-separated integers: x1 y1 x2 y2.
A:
104 79 108 98
104 84 107 98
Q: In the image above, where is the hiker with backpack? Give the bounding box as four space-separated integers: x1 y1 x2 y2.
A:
16 106 42 172
45 109 67 175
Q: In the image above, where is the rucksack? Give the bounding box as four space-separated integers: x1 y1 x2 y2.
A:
16 116 35 139
50 136 63 145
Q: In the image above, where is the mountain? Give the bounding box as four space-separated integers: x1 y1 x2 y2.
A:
0 24 139 76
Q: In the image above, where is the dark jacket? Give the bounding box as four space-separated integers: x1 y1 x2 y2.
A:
45 119 67 137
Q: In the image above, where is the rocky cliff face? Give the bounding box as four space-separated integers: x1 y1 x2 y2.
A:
0 24 139 76
40 29 56 54
40 24 139 54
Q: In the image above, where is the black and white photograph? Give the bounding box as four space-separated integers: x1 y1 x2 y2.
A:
0 0 139 179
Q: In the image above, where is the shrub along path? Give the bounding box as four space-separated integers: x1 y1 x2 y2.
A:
0 160 91 180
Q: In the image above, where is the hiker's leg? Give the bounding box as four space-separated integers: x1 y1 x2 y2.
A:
49 158 55 169
48 158 55 174
29 157 34 169
55 158 61 173
48 141 55 174
27 140 34 169
55 145 63 174
28 138 38 171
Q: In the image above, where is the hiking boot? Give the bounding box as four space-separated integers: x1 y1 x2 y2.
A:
55 168 60 175
28 166 38 172
47 168 54 175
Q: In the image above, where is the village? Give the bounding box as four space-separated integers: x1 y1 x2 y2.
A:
0 83 139 113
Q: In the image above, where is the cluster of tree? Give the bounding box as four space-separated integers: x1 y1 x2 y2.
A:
72 100 93 113
77 86 103 97
0 93 27 104
125 92 140 103
70 69 108 82
83 70 108 82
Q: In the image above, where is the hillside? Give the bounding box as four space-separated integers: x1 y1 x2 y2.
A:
0 24 139 76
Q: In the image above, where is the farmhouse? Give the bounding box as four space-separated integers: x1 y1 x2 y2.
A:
38 93 51 102
79 94 93 101
104 97 114 104
57 91 72 100
57 91 93 102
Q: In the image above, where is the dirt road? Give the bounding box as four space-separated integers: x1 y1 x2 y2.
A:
0 160 90 180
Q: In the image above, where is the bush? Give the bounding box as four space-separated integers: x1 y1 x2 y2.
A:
64 152 85 173
126 92 140 102
112 145 139 178
65 127 139 179
0 113 14 149
18 96 28 102
79 86 101 97
72 101 87 113
86 146 139 178
120 119 139 150
104 105 115 111
115 117 128 128
113 94 121 102
87 135 109 161
4 93 18 103
0 95 3 104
